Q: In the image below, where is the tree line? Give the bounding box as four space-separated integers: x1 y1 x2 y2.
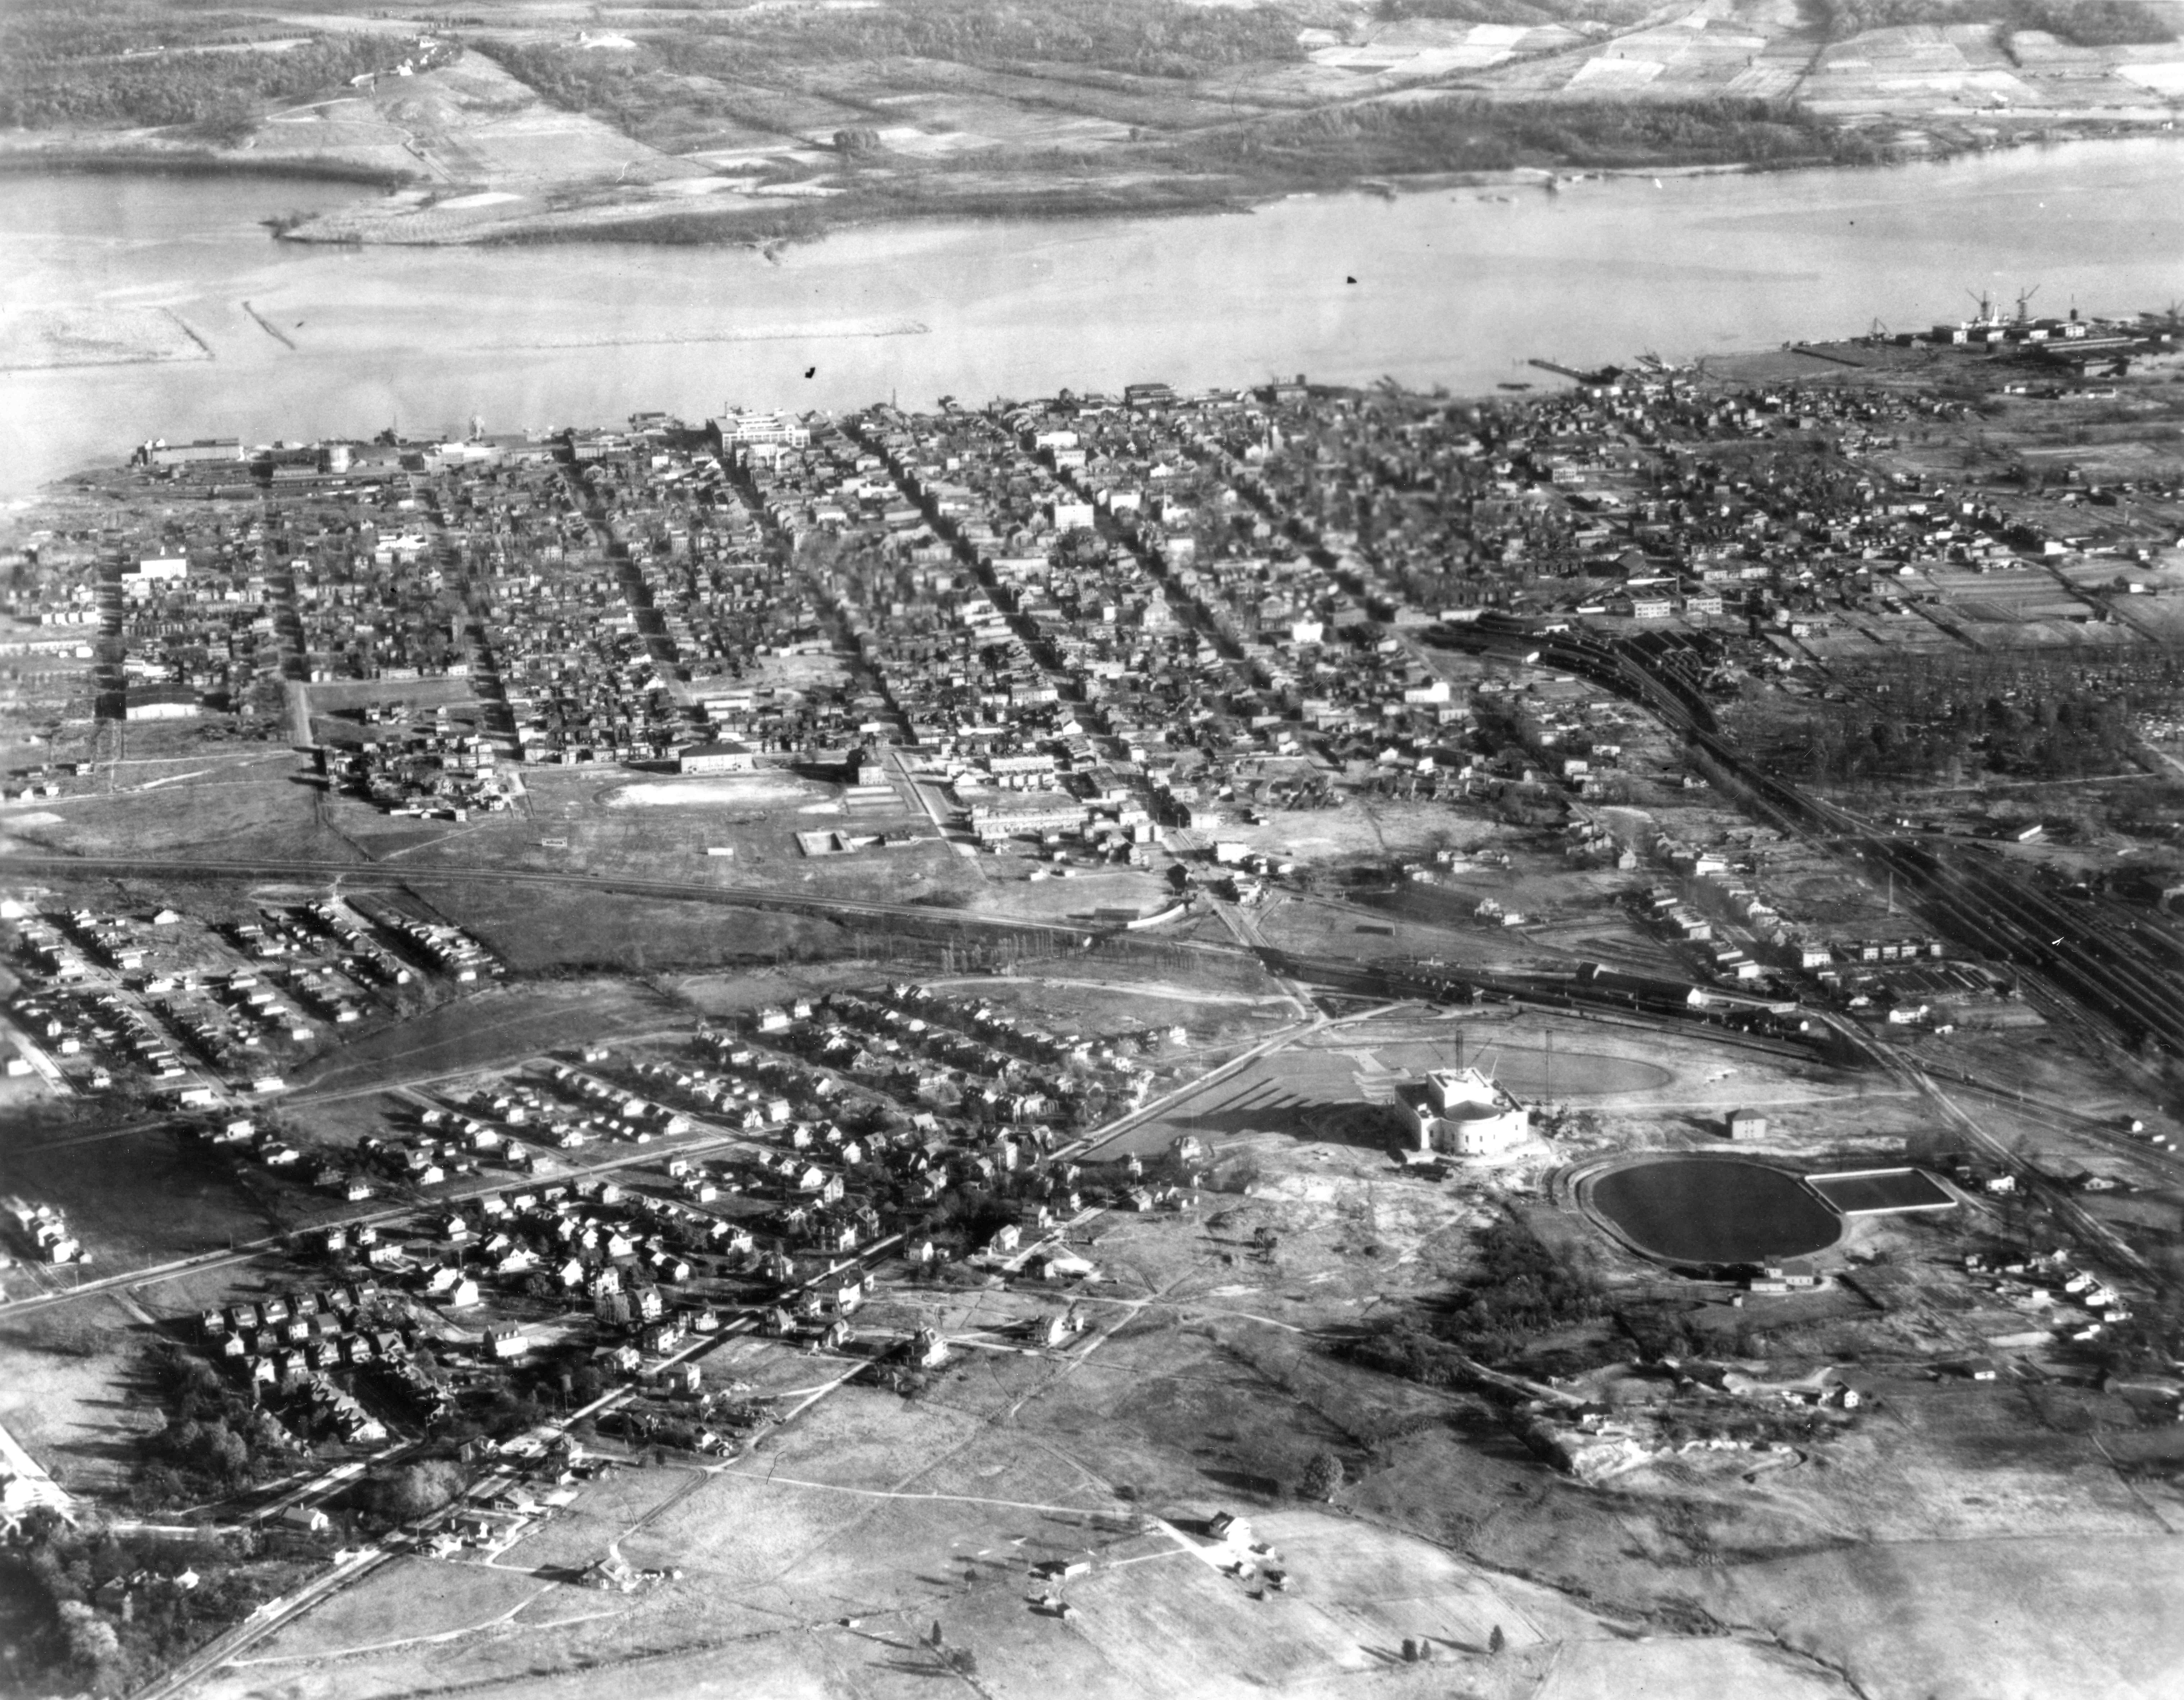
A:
1160 94 1889 184
645 0 1304 80
1807 0 2173 48
5 1510 316 1698
1751 650 2184 787
0 12 425 134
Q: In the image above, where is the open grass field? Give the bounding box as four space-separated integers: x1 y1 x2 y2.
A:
0 1295 163 1498
1370 1036 1676 1100
197 1249 2135 1700
411 878 853 974
287 977 676 1096
1350 1392 2183 1696
1093 1004 1822 1162
1 1125 277 1278
222 1556 573 1662
1700 1533 2184 1700
0 756 332 861
212 1355 1865 1700
458 765 975 904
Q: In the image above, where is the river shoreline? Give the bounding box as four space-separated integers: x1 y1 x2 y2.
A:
6 135 2183 504
280 120 2178 251
5 117 2175 254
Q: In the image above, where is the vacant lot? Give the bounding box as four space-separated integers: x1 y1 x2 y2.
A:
0 761 333 861
0 1294 161 1499
288 977 676 1096
189 1288 2003 1700
410 878 852 974
2 1124 277 1277
214 1359 1844 1700
1703 1534 2184 1700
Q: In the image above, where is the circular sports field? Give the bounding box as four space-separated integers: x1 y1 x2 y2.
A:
1482 1046 1674 1099
1587 1156 1842 1266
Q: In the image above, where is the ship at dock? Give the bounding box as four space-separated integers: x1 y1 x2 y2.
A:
1863 289 2176 371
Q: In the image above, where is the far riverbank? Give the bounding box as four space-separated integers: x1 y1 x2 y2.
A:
275 117 2178 252
4 106 2172 254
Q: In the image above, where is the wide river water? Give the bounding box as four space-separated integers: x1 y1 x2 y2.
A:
2 137 2180 499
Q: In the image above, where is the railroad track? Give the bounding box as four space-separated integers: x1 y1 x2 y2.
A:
1437 624 2184 1057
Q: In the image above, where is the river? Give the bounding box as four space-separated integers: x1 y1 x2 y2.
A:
2 138 2181 500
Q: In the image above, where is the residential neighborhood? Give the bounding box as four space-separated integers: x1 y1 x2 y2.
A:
6 338 2184 1700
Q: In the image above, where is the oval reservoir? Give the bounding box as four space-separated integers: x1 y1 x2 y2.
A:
1590 1156 1842 1265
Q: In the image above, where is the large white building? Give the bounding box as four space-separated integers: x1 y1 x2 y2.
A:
678 740 755 775
712 410 810 450
121 555 189 598
967 798 1090 843
123 684 201 722
1401 1067 1530 1159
